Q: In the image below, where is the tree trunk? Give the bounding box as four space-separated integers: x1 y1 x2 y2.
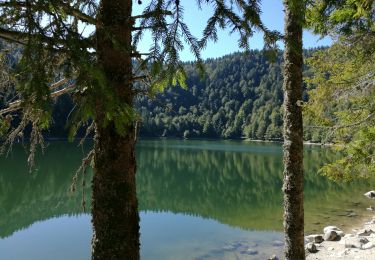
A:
282 0 305 259
92 0 140 259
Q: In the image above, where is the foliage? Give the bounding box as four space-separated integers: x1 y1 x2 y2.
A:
0 0 278 162
304 40 375 180
306 0 375 37
306 0 375 180
137 49 322 140
17 49 326 141
137 50 285 139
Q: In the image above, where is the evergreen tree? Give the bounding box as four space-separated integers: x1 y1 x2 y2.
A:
305 0 375 180
0 1 275 259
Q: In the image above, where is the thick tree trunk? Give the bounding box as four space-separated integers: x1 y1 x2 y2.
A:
92 125 139 260
92 0 140 259
282 1 305 259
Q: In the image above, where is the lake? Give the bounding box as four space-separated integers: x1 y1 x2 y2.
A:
0 139 374 259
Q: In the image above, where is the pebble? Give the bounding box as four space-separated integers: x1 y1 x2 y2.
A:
338 248 350 256
305 242 318 253
364 191 375 198
305 234 324 244
324 230 339 241
362 241 374 250
272 240 284 247
344 237 369 249
324 226 341 233
357 228 374 236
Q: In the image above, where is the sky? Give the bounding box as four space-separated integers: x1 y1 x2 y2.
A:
133 0 332 61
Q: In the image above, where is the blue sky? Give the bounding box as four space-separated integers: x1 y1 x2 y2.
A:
133 0 332 61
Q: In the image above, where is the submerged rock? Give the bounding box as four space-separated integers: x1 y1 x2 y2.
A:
271 240 284 247
305 242 318 253
364 191 375 198
240 249 258 255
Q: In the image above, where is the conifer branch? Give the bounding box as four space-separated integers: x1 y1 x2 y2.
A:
131 52 151 57
0 81 76 116
132 10 172 19
0 1 96 24
0 28 28 45
0 27 93 49
132 25 168 31
131 75 148 82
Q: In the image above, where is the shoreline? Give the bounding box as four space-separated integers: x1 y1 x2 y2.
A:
306 213 375 259
3 136 336 147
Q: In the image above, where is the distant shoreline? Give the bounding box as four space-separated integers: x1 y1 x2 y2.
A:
7 136 336 147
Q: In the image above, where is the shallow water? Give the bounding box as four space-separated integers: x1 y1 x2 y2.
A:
0 139 374 259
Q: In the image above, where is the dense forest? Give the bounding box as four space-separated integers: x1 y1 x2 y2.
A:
2 48 326 142
137 50 284 139
136 49 322 140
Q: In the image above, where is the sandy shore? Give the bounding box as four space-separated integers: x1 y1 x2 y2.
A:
306 215 375 260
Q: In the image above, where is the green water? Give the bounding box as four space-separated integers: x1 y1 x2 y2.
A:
0 140 374 260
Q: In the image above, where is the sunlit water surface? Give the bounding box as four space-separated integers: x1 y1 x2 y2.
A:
0 139 374 259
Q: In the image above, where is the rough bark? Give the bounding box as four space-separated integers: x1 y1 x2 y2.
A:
282 0 305 259
92 0 140 259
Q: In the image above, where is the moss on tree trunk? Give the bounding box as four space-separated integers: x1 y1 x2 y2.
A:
282 0 305 259
92 0 140 259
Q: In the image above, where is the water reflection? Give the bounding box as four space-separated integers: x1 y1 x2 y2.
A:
0 140 374 258
137 140 375 232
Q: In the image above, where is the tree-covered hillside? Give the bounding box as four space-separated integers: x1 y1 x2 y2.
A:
137 50 284 139
137 50 317 140
3 49 322 141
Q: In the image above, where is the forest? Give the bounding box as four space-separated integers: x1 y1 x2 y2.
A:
47 49 322 141
0 1 373 260
137 49 322 140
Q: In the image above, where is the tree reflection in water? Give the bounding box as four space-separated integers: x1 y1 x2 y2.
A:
0 140 373 241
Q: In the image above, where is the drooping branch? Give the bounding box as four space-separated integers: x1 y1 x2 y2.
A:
0 80 76 116
0 27 27 45
0 1 96 24
0 27 94 50
50 83 76 98
49 78 69 90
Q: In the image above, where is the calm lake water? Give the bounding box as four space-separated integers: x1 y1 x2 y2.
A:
0 139 374 260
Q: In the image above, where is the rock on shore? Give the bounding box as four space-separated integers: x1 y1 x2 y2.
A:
306 216 375 260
